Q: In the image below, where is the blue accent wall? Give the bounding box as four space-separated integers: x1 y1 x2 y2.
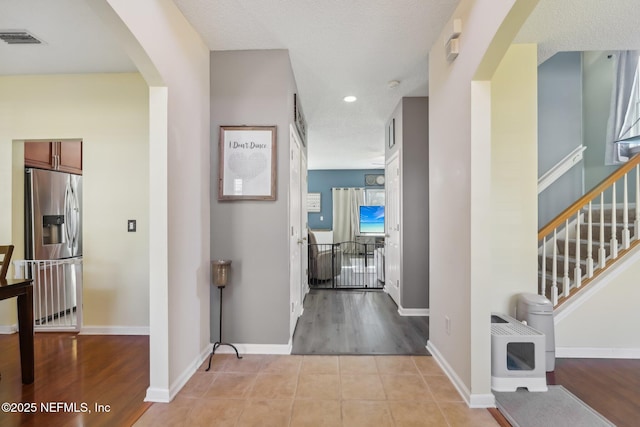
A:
308 169 384 230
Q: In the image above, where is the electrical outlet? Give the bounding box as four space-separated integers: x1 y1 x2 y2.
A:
445 316 451 335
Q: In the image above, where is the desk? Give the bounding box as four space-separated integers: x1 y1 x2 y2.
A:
0 278 34 384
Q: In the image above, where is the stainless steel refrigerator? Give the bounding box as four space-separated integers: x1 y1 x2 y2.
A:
25 168 82 325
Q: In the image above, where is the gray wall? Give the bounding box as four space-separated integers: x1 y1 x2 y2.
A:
386 97 430 310
210 50 299 345
583 51 620 191
538 52 584 228
401 98 430 309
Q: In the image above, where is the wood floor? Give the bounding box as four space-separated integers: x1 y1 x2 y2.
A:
0 333 150 427
291 290 429 355
548 358 640 427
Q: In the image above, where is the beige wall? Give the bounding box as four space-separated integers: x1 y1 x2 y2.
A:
428 0 538 406
99 0 212 402
490 44 539 314
0 73 150 329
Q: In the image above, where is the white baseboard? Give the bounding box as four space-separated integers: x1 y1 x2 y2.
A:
556 347 640 359
145 345 212 403
212 342 293 355
398 307 429 316
144 387 171 403
0 324 18 334
427 340 496 408
79 326 150 335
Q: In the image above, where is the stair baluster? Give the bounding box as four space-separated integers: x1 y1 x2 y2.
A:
540 236 547 297
551 229 558 306
623 175 631 249
635 165 640 239
599 194 607 269
563 219 570 298
574 213 582 289
586 201 594 278
611 183 619 258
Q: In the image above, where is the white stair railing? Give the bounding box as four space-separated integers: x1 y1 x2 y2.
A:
538 154 640 307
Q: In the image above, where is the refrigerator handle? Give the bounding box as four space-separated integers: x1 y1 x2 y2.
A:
64 181 73 249
71 185 80 250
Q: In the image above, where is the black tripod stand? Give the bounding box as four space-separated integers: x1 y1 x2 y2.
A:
206 286 241 371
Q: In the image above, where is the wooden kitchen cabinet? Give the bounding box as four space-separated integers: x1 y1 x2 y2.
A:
24 140 82 174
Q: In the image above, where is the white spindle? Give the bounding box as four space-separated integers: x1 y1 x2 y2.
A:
599 193 607 268
563 219 570 297
551 230 558 306
587 201 594 278
623 174 630 249
611 183 619 259
574 213 582 288
541 237 547 297
636 164 640 240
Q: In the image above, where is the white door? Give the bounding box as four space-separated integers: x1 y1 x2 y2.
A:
301 150 309 297
289 125 303 337
385 153 401 306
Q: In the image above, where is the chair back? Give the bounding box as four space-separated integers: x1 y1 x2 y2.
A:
0 245 14 280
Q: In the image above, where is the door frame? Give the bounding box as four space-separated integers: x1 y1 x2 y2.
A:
385 151 401 306
289 124 306 339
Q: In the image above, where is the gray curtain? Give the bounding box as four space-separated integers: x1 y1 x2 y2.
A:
332 188 365 249
606 50 640 164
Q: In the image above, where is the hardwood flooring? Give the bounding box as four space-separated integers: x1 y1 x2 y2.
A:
292 290 429 355
548 358 640 427
0 333 150 427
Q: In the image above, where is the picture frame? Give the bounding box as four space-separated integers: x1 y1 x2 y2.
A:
388 118 395 148
218 126 277 201
307 192 321 212
294 94 307 146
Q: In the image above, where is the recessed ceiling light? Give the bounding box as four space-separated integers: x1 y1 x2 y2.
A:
343 95 357 103
388 80 400 89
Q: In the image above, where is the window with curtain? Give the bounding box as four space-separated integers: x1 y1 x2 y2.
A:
606 50 640 164
332 187 364 247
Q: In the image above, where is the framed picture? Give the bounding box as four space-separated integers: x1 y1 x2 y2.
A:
307 192 321 212
388 118 395 148
294 94 307 146
218 126 277 201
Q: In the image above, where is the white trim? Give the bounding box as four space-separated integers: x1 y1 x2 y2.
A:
397 307 429 316
79 326 150 335
212 342 293 355
0 324 18 334
144 387 171 403
427 340 496 408
556 347 640 359
555 243 640 324
538 145 586 194
145 345 212 403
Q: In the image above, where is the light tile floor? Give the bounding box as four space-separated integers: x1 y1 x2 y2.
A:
135 354 499 427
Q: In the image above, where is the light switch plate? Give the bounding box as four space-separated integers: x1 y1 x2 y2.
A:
128 220 136 232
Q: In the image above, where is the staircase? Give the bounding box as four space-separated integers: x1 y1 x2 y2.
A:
538 154 640 307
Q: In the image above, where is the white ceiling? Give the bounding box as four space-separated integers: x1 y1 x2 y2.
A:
2 1 640 169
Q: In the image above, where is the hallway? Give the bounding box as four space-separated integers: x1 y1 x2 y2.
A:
291 290 429 355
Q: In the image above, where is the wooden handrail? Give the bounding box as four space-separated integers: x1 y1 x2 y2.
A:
538 153 640 239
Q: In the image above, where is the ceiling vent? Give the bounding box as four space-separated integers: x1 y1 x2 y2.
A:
0 31 42 45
